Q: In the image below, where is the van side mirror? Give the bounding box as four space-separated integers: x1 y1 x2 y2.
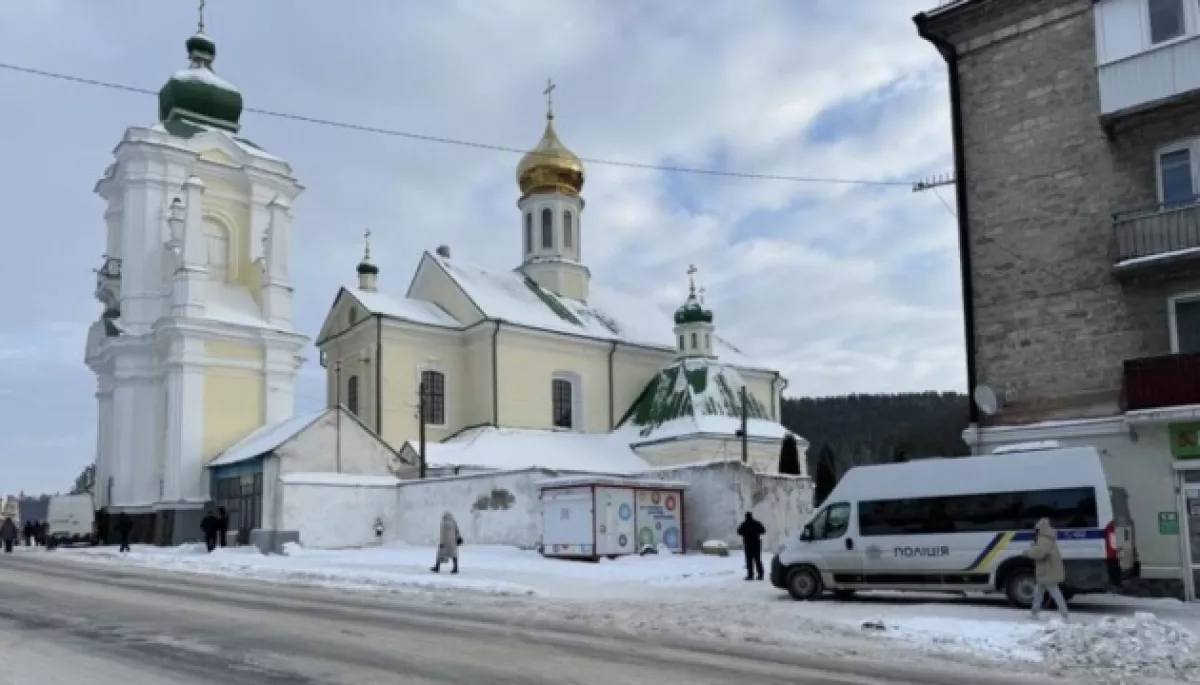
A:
801 525 813 542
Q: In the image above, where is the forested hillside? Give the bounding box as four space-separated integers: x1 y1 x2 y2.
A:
781 392 970 485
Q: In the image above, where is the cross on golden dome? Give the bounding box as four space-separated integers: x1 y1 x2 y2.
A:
516 79 584 198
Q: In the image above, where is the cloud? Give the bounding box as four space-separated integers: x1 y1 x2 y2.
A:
0 0 963 494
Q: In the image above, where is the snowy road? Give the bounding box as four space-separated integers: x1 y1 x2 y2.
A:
0 554 1054 685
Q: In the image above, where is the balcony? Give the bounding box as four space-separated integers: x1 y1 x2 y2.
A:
93 256 122 310
1096 1 1200 122
1111 200 1200 279
1125 352 1200 411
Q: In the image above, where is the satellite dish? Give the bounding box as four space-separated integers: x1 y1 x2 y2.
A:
973 384 1000 415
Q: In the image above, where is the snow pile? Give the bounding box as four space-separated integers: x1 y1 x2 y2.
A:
1028 612 1200 683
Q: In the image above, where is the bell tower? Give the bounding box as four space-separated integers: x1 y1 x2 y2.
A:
85 6 306 543
516 80 590 301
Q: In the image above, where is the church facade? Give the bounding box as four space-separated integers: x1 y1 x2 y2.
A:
85 26 307 542
315 103 794 473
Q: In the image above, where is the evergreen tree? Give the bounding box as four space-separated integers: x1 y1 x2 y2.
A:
814 445 838 507
778 433 801 475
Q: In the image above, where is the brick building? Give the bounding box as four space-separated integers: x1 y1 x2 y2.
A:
915 0 1200 599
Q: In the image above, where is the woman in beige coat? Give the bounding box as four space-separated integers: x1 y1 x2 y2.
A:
431 511 461 574
1024 517 1069 621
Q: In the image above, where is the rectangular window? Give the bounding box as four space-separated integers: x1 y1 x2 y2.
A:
1148 0 1186 44
541 208 554 249
552 378 573 429
1174 298 1200 353
347 375 359 416
858 487 1099 537
1159 147 1195 206
421 370 445 425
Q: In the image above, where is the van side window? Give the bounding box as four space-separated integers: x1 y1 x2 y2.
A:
811 502 851 540
857 487 1098 537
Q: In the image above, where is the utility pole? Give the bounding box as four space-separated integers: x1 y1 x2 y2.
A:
334 361 343 473
736 386 749 464
418 379 427 480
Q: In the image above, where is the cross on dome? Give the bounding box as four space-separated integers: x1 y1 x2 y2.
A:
197 0 206 33
544 78 556 120
363 228 372 261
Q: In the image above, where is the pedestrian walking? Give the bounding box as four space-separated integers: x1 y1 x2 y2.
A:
1 517 18 554
21 521 32 547
216 507 229 548
201 510 219 553
1024 517 1069 622
430 511 461 574
115 512 134 553
736 511 766 581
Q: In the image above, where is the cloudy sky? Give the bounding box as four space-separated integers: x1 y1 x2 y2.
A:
0 0 962 494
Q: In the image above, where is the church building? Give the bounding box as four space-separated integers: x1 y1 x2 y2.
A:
315 97 795 475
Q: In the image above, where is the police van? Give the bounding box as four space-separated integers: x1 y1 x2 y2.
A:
770 446 1139 606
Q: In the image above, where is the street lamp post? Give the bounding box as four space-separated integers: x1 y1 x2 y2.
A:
418 379 427 480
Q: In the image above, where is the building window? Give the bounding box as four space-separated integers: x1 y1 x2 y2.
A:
348 308 358 328
1172 297 1200 353
678 334 684 350
1148 0 1185 44
563 211 573 249
690 332 698 349
524 213 533 253
552 377 574 429
347 375 359 415
421 369 445 426
704 333 711 351
1159 146 1195 206
203 219 229 282
541 208 554 249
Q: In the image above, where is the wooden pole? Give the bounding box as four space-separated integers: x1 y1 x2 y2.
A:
335 361 343 473
740 386 749 464
418 380 427 480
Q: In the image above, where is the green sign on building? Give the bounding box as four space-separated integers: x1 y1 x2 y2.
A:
1158 511 1180 536
1168 422 1200 459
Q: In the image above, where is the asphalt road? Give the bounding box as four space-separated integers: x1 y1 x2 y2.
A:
0 554 1060 685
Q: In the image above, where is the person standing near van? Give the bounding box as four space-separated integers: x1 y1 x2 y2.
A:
737 512 766 581
1024 517 1069 621
1 517 18 553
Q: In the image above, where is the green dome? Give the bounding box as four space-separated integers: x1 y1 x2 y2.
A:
158 32 243 133
356 261 379 276
674 293 713 325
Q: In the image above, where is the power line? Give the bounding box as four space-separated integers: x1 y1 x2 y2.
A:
0 60 919 188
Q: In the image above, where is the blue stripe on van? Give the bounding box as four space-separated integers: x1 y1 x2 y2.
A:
1011 529 1105 542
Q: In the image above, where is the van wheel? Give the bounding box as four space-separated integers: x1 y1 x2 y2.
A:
786 566 823 601
1004 568 1037 608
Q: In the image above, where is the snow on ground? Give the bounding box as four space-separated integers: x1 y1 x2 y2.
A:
48 543 1200 682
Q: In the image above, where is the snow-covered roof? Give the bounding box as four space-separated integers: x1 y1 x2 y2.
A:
171 66 239 93
431 255 764 368
208 408 328 467
616 358 790 446
344 288 460 328
407 426 652 475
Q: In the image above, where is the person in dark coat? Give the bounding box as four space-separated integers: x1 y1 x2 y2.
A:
1 517 19 553
201 511 219 552
115 512 134 553
95 508 109 546
216 507 229 548
38 521 48 547
21 521 32 547
736 512 766 581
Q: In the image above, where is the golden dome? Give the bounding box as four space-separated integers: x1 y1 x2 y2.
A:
516 114 585 198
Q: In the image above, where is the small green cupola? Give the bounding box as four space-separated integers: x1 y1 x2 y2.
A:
357 229 380 292
673 265 717 359
157 11 243 133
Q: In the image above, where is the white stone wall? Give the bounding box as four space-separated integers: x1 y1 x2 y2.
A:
280 475 400 549
392 469 556 547
642 460 814 552
276 410 408 477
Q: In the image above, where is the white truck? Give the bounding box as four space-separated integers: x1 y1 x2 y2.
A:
45 494 96 548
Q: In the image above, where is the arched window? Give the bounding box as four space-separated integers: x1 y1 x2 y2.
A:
552 377 574 429
524 213 533 254
347 375 360 416
563 211 573 249
541 208 553 249
690 332 698 350
421 369 446 426
203 218 229 282
348 308 358 328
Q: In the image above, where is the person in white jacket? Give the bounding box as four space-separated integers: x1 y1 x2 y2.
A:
431 511 461 574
